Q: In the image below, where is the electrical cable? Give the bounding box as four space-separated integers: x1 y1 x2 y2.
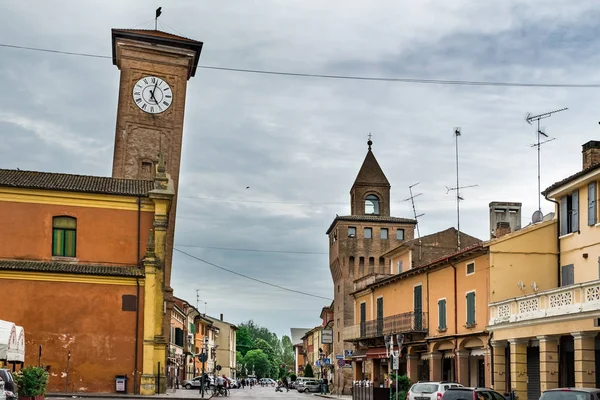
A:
2 42 600 88
173 247 333 301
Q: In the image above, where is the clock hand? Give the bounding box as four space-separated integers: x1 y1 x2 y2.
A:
151 81 159 103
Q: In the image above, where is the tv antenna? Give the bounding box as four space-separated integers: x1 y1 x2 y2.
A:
408 183 425 260
526 107 568 213
446 128 478 250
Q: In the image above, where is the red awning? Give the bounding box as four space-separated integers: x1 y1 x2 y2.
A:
366 348 388 359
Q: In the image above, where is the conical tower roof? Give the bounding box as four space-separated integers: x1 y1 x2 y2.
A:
352 140 390 188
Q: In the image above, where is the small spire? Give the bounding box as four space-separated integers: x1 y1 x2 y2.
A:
157 152 166 175
145 229 155 257
367 133 373 151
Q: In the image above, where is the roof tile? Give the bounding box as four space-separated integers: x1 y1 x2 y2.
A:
0 259 144 277
0 169 154 196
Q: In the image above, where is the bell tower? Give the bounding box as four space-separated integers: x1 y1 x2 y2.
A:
111 28 203 285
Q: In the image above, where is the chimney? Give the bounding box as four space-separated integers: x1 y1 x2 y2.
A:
582 141 600 169
495 222 511 238
489 201 522 239
220 313 223 321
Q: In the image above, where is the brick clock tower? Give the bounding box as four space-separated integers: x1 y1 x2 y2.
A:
326 139 416 394
111 29 203 393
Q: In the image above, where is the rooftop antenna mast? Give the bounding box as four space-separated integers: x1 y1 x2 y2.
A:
408 183 425 260
525 107 568 213
446 128 478 251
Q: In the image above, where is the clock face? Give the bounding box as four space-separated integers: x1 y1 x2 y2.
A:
132 76 173 114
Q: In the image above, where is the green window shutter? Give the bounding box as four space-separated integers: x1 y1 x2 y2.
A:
572 190 579 232
466 293 476 325
64 230 76 257
190 323 196 334
53 229 64 256
589 182 597 226
438 300 446 329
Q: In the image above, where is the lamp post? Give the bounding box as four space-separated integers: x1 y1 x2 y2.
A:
319 348 326 394
385 334 404 400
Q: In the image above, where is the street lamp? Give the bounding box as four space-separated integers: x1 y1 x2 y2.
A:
385 334 404 400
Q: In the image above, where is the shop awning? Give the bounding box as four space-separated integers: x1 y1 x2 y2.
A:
0 320 16 361
470 349 485 357
13 326 24 363
352 349 367 362
367 348 388 359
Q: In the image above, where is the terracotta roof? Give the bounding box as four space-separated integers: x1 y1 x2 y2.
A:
112 29 202 44
542 163 600 196
352 149 390 188
352 243 487 294
326 215 416 234
382 227 482 269
0 259 144 277
0 169 154 196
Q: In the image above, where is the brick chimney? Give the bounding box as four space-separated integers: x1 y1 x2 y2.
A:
496 222 511 238
220 313 223 321
582 141 600 169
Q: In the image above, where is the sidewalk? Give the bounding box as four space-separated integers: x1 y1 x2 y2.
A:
46 389 212 399
313 394 352 400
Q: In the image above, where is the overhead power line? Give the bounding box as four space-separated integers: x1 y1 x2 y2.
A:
175 244 327 255
173 247 333 301
2 42 600 88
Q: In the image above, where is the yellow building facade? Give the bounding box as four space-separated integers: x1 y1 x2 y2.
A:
487 141 600 400
346 228 490 388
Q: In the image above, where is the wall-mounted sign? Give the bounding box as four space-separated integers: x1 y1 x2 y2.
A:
321 329 333 344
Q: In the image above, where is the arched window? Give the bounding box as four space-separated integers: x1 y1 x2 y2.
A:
52 216 77 257
365 194 380 214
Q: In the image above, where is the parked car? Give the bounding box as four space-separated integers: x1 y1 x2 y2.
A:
0 370 17 400
441 387 506 400
540 388 600 400
0 378 6 400
408 382 463 400
297 379 321 393
182 376 213 390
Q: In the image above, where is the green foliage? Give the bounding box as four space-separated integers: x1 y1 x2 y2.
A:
390 374 411 400
281 335 295 366
243 349 271 379
303 363 314 377
289 373 297 382
236 326 255 357
390 374 411 392
13 366 49 396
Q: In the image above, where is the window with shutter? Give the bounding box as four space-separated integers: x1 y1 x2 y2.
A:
561 196 568 235
589 182 597 226
466 292 476 326
52 216 77 257
438 299 447 330
572 190 579 232
561 264 574 286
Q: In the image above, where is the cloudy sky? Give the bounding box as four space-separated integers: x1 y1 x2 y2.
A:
2 0 600 337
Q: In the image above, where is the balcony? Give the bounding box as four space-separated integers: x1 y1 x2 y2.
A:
344 311 428 341
489 279 600 326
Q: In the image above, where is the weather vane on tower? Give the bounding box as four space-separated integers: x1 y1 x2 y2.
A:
368 133 373 150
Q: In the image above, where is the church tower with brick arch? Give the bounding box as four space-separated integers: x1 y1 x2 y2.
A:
326 138 416 394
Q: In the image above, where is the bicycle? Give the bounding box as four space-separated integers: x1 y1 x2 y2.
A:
212 385 229 397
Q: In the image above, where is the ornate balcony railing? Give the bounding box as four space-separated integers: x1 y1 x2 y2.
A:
343 311 428 341
489 279 600 326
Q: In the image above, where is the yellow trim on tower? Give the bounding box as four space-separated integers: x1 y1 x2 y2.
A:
0 187 155 212
0 270 145 286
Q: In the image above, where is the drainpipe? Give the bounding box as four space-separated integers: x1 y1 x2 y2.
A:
544 193 561 286
451 263 458 382
488 332 494 387
134 196 142 394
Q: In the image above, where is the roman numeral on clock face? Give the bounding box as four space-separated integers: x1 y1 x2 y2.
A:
133 76 173 114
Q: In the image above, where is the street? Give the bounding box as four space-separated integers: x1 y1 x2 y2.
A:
49 387 349 400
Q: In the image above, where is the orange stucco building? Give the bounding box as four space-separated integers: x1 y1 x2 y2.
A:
0 167 174 394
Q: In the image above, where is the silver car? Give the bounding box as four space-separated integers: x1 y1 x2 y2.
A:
408 382 463 400
182 376 214 390
297 379 321 393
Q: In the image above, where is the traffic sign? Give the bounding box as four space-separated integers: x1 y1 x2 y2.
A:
335 354 344 359
324 358 331 365
216 365 222 371
315 360 321 367
337 359 345 367
198 353 208 363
